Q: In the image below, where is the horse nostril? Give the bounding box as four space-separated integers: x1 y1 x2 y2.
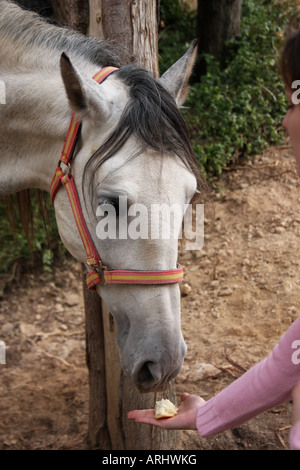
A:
135 361 163 391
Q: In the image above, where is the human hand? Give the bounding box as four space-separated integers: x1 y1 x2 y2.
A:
127 393 206 430
292 380 300 425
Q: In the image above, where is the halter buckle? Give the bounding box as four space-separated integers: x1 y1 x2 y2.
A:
87 257 107 275
58 160 72 175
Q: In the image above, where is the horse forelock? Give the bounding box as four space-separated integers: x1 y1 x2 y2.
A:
84 63 207 208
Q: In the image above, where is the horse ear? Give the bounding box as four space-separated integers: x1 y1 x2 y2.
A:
60 53 88 114
60 52 110 119
159 40 198 107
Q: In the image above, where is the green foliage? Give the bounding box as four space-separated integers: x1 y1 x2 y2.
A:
0 192 64 275
159 0 298 178
159 0 196 74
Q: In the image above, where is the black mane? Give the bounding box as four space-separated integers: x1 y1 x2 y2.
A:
84 63 206 205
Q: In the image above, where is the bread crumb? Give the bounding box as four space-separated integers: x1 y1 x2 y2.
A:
154 399 178 419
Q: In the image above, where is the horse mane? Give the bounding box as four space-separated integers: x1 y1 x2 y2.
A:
84 63 207 208
0 0 122 69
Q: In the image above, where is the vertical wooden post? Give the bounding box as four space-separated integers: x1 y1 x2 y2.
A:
53 0 179 449
101 301 179 450
82 274 111 449
88 0 179 450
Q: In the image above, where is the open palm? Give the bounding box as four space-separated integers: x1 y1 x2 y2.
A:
128 393 206 430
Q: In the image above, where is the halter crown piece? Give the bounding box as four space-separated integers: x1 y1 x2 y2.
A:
50 67 184 290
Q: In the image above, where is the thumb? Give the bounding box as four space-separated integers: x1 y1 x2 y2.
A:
180 392 191 402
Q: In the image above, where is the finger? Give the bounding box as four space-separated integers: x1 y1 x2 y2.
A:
128 409 154 420
134 415 182 429
180 392 190 401
128 412 173 428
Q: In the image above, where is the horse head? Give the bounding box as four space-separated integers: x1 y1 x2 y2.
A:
53 42 203 392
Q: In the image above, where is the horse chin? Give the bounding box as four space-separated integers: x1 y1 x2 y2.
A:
135 379 169 394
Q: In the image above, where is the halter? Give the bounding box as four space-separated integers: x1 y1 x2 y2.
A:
50 67 184 290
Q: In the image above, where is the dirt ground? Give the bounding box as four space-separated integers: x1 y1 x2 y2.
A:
0 139 299 451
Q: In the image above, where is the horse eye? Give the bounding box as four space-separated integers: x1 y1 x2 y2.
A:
98 196 120 217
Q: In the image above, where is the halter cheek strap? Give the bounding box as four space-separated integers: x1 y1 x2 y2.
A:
50 67 184 290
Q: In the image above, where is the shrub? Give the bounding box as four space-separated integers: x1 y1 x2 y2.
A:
0 192 64 276
159 0 298 177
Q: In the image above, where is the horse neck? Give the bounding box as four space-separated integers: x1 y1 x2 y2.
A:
0 65 73 197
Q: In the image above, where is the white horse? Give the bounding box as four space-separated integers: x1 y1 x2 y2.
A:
0 1 206 392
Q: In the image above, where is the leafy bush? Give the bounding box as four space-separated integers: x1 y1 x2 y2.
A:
159 0 197 73
0 192 64 275
159 0 298 178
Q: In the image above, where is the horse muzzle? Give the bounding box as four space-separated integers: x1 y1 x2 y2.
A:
119 328 187 393
131 354 186 393
99 274 186 393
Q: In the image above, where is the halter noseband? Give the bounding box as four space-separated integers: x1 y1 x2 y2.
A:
50 67 183 290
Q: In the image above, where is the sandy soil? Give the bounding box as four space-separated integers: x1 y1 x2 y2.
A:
0 139 299 450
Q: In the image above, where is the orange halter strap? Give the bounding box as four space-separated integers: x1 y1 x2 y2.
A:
50 67 183 290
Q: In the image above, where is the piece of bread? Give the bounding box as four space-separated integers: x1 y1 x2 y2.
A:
154 399 178 419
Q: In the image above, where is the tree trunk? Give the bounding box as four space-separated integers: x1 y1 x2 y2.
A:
89 0 159 77
196 0 242 76
51 0 89 34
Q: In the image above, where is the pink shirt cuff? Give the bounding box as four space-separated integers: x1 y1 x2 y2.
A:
196 401 223 437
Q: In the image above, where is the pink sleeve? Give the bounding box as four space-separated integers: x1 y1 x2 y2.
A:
196 317 300 437
289 422 300 450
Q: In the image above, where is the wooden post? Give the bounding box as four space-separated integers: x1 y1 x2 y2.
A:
88 0 179 450
53 0 179 449
82 274 111 449
101 302 179 450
